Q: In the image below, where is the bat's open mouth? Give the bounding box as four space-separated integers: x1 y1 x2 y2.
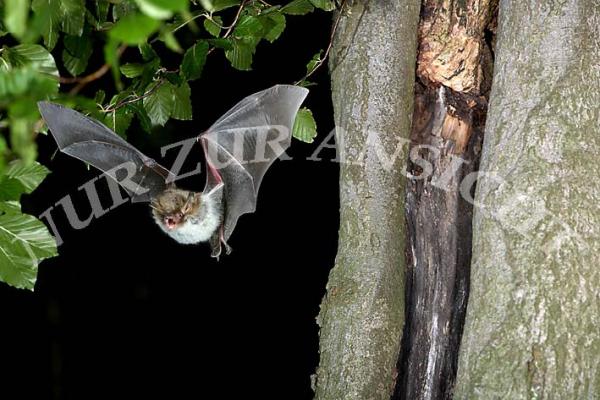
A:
164 216 179 230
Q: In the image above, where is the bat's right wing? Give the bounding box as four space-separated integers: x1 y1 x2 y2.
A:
38 102 174 202
199 85 309 243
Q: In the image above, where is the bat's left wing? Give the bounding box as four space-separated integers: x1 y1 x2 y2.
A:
38 102 174 202
199 84 309 243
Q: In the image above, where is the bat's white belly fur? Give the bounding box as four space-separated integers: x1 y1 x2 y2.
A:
157 193 221 244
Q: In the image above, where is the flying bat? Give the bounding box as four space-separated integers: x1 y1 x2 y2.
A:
38 84 309 258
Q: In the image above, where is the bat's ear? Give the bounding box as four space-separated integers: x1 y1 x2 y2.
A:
194 192 203 208
182 192 201 213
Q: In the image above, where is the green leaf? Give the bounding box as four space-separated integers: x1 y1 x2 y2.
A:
103 107 134 136
120 63 145 78
103 38 122 89
262 13 286 43
292 107 317 143
181 40 208 80
127 102 153 133
31 0 60 50
62 34 93 76
0 67 57 99
207 38 233 50
139 42 159 61
0 68 34 98
113 0 137 21
309 0 336 11
5 161 50 194
233 15 263 37
281 0 314 15
3 44 59 77
143 82 174 126
225 38 256 71
200 0 240 13
10 118 37 164
0 200 21 214
0 136 7 173
94 1 110 24
171 82 192 120
159 29 183 53
0 205 58 290
0 177 26 201
203 16 222 37
60 0 85 36
110 13 161 45
134 0 188 19
94 89 106 104
4 0 30 39
164 71 183 86
306 50 322 75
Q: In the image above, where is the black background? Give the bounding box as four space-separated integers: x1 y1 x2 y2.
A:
0 10 338 400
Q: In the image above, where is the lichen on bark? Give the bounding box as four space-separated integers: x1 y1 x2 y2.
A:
312 0 421 399
455 0 600 398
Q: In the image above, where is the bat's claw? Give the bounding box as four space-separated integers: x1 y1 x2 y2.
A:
223 241 232 255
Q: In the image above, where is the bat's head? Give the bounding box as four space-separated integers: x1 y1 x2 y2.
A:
150 187 201 231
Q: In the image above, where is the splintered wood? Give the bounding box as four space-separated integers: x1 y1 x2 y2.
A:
441 111 472 154
417 0 495 95
393 0 497 399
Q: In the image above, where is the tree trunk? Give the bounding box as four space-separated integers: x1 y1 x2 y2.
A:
313 1 420 399
455 0 600 397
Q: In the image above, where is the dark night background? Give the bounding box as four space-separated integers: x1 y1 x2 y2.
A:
0 11 338 400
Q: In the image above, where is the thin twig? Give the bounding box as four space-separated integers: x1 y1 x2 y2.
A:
171 12 209 35
294 0 348 85
223 0 248 38
150 12 209 44
60 45 127 95
103 78 167 113
207 0 248 56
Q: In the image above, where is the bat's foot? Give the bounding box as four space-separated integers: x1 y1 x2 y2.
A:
209 227 232 259
211 246 221 260
222 241 232 255
209 232 222 259
219 227 232 255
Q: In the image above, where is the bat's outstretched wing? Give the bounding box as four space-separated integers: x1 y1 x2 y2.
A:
199 84 309 243
38 102 174 202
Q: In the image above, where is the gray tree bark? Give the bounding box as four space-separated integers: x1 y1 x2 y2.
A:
313 1 420 399
455 0 600 397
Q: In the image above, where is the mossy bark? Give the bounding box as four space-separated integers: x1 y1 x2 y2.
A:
455 0 600 397
313 1 420 399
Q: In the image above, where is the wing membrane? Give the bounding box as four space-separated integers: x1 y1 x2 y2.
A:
200 85 309 241
38 102 173 202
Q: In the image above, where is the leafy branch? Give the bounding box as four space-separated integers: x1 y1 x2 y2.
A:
295 0 348 85
60 45 128 95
